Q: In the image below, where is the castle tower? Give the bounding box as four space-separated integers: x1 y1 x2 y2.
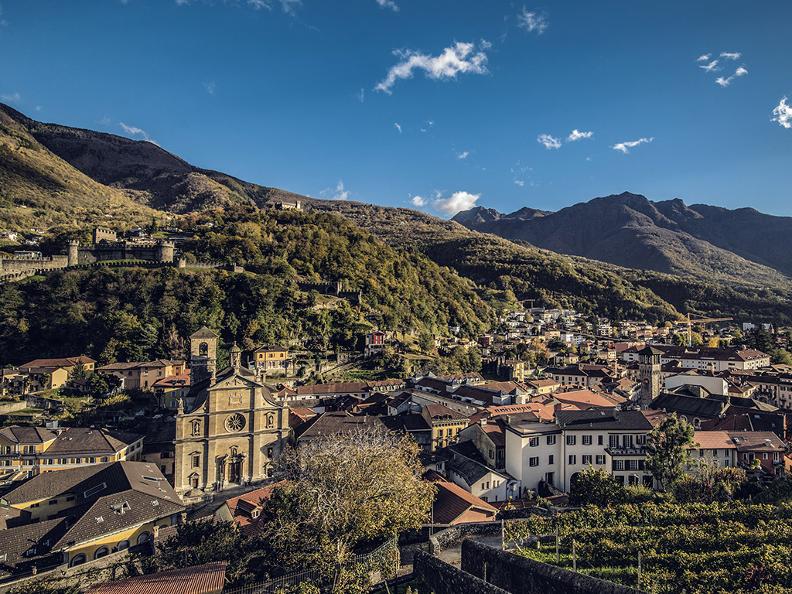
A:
190 327 219 386
638 345 663 407
157 240 175 264
67 240 80 267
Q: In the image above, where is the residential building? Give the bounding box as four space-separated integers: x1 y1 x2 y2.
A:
421 403 469 451
430 479 498 525
0 426 142 483
364 330 386 358
505 409 654 494
623 345 771 372
15 355 96 393
250 345 292 377
98 360 186 392
0 461 184 573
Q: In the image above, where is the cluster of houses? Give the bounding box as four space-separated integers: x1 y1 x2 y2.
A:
1 318 791 587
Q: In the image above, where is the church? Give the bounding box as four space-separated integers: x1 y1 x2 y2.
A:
173 327 288 502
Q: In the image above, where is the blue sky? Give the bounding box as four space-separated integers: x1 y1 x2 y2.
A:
1 0 791 216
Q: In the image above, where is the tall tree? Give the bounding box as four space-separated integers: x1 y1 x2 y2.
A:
259 427 434 584
645 414 694 491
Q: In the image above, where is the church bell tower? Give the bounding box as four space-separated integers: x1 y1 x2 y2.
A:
190 326 219 386
638 345 662 407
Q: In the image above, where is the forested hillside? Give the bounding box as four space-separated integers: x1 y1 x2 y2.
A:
0 208 498 366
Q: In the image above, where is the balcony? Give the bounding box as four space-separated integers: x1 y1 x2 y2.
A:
606 446 647 457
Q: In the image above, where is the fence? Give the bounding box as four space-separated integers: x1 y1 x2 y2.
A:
221 538 399 594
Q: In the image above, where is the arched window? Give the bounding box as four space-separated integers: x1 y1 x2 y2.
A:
199 342 208 356
117 540 130 551
69 553 86 567
189 473 199 489
94 547 109 559
266 412 275 428
137 532 151 545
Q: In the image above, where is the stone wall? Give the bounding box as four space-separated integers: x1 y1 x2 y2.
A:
413 551 508 594
461 540 643 594
429 521 501 554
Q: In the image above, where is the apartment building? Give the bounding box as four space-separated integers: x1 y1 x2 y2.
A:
505 409 654 494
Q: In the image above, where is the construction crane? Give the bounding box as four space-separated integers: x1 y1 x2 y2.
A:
686 314 733 347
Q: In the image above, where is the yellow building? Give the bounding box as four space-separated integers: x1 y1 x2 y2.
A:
0 426 142 483
0 461 183 575
421 403 470 451
17 355 96 392
251 345 291 377
173 329 288 503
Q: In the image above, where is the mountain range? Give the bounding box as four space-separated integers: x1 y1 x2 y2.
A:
453 195 792 288
2 101 791 323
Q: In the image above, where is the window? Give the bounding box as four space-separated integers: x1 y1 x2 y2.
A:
582 455 592 465
529 457 539 467
598 436 604 446
582 435 592 446
595 455 605 465
83 482 107 499
568 455 577 465
613 460 625 471
48 499 58 505
191 453 200 468
636 435 646 446
94 547 109 559
546 435 556 445
609 435 619 448
529 437 539 447
548 455 554 464
566 435 576 446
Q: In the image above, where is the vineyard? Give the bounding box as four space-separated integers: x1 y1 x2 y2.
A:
505 502 792 593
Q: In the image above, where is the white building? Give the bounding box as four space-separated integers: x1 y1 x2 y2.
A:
505 409 654 494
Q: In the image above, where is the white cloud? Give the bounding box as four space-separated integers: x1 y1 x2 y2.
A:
411 195 426 207
456 150 470 160
393 122 402 133
699 59 719 72
376 0 398 11
119 122 155 143
720 51 741 60
772 97 792 129
517 7 547 34
433 191 480 215
537 133 561 150
715 66 747 87
203 81 216 95
567 129 593 142
1 91 20 103
696 53 711 62
514 179 525 187
375 41 488 94
611 137 653 154
420 120 434 133
321 180 350 201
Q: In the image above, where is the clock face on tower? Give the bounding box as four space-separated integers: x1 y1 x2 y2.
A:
225 413 246 433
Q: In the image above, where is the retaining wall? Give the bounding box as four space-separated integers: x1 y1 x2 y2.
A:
461 540 644 594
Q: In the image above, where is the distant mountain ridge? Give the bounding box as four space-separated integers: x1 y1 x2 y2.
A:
2 102 792 322
452 192 792 286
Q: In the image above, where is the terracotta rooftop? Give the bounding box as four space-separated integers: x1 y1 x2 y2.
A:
88 561 227 594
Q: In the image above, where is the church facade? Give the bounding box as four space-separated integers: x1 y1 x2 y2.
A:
173 327 288 501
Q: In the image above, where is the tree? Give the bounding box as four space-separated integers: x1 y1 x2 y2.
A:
673 459 746 503
569 467 625 506
645 414 694 490
259 427 435 584
772 348 792 366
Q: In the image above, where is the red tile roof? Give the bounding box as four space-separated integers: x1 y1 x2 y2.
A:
88 562 227 594
431 479 497 525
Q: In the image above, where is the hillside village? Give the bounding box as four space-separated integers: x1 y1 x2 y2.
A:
2 271 792 592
